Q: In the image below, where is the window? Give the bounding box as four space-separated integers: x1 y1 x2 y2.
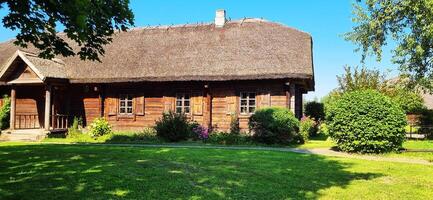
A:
176 93 191 114
119 94 133 114
240 92 256 114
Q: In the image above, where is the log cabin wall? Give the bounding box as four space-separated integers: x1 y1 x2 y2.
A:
68 79 302 132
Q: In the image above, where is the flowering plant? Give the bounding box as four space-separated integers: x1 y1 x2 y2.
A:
192 125 209 141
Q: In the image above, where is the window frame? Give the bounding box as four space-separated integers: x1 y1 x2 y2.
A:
118 94 134 115
239 92 256 115
175 93 191 115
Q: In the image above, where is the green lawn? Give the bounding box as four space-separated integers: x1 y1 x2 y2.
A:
1 142 433 199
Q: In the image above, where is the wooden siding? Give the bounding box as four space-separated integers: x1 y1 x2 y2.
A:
8 79 305 132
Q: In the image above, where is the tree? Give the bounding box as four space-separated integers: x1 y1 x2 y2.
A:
346 0 433 92
0 0 134 61
336 65 389 93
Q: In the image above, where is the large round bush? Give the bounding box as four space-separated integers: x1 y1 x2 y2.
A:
327 90 406 153
249 107 300 144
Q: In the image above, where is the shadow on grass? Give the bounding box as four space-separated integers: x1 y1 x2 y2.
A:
0 143 382 199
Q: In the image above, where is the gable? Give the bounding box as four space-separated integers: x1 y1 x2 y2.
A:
0 51 44 84
7 62 43 84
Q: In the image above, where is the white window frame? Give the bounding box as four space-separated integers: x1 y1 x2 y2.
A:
119 94 134 115
176 93 191 114
240 92 256 114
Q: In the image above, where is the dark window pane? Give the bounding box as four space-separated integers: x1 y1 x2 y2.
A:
184 95 190 99
184 107 190 113
184 101 190 106
241 100 248 106
127 102 132 107
249 93 256 98
176 107 182 113
176 101 182 106
127 108 133 113
249 100 256 106
249 106 255 113
241 106 247 113
120 102 125 107
120 108 126 113
241 92 247 99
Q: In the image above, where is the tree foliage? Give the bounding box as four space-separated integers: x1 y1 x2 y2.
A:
346 0 433 92
0 0 134 61
336 65 388 93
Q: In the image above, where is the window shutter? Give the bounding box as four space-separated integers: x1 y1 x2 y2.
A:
226 96 237 115
163 96 174 112
106 97 117 116
135 94 145 116
258 91 271 108
192 94 203 116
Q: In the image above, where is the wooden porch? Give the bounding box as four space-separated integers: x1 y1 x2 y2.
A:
10 85 70 133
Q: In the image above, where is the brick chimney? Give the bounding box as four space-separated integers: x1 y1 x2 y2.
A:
215 9 226 28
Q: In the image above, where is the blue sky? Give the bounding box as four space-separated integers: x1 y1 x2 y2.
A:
0 0 398 100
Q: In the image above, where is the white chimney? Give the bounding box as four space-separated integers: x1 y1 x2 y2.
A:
215 9 226 28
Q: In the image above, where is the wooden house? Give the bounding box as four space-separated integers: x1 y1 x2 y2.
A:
0 10 314 135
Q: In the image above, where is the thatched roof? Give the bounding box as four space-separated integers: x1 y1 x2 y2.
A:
0 18 314 90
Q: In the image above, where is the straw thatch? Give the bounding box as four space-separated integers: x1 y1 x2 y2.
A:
0 18 314 90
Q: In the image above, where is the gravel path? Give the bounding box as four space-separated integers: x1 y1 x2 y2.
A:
60 143 433 166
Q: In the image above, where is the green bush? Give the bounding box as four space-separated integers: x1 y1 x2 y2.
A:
0 95 10 130
249 107 300 144
304 101 325 122
155 111 191 142
327 90 407 153
317 122 329 136
229 114 240 134
387 88 425 114
207 132 251 145
67 117 83 138
106 128 161 143
88 117 112 137
299 116 317 142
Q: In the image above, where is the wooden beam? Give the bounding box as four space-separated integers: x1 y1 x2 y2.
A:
44 85 51 130
10 87 16 130
205 86 212 129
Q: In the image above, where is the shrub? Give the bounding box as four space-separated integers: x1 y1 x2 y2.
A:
192 125 209 141
207 132 251 145
249 107 300 144
299 116 317 142
0 95 10 130
106 128 161 143
327 90 407 153
387 88 425 114
317 122 329 136
304 101 325 122
88 117 112 137
155 111 191 142
229 114 240 134
67 116 83 138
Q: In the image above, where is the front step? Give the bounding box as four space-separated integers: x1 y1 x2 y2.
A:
0 129 48 142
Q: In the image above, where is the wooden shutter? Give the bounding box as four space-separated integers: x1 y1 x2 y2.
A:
163 96 174 112
106 97 117 116
257 91 271 109
135 94 145 116
192 94 203 116
226 95 237 115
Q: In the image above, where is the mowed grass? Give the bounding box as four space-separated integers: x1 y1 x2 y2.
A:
0 143 433 199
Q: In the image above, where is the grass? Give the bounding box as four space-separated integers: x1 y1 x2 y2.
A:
0 142 433 199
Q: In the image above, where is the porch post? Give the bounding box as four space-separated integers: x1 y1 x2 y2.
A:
44 85 52 131
10 86 16 130
289 83 296 114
